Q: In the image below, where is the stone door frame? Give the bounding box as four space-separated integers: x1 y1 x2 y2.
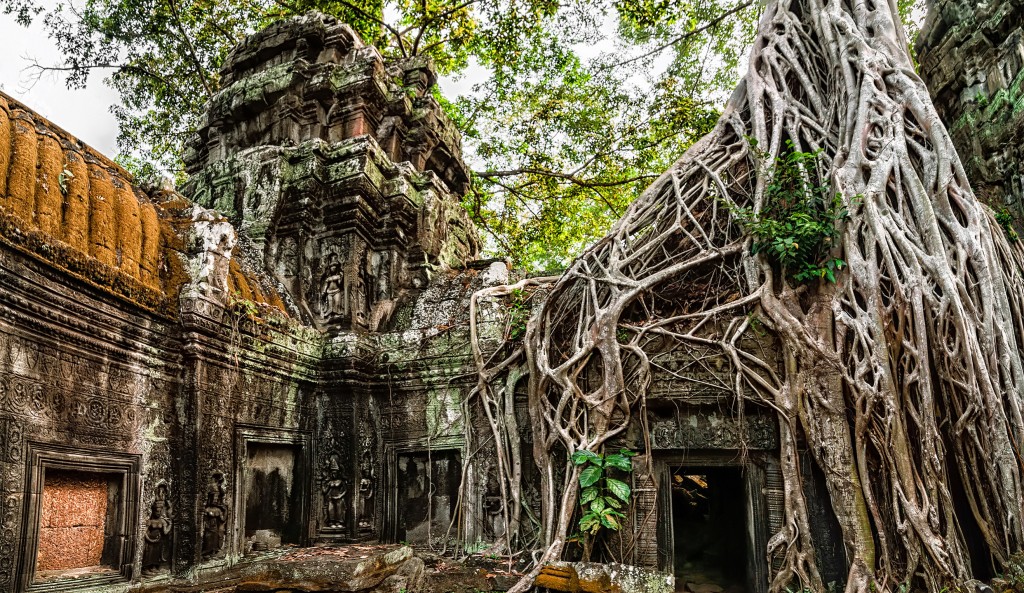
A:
232 425 313 556
17 441 141 593
653 450 771 593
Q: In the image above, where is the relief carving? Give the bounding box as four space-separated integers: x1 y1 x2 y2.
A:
319 251 347 320
357 434 375 531
186 205 237 303
142 483 173 574
322 456 347 529
202 471 227 559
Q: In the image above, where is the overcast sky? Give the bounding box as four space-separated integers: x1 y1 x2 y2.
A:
0 14 123 156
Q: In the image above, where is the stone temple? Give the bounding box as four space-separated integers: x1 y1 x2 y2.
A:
14 10 1004 593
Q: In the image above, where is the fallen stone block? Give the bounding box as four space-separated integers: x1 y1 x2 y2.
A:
534 561 674 593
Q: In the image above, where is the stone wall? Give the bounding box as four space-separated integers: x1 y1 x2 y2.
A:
917 0 1024 219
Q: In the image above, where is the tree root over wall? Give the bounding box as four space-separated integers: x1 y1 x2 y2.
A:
471 0 1024 590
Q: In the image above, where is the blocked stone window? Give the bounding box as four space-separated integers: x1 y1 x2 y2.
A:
18 444 140 592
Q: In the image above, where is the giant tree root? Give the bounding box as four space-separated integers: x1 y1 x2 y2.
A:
478 0 1024 590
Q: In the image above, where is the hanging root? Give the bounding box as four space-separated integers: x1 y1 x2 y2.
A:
471 0 1024 590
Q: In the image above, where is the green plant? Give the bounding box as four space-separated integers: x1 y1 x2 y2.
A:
58 169 72 196
228 293 260 319
571 448 636 535
995 208 1019 242
732 139 851 283
506 288 530 340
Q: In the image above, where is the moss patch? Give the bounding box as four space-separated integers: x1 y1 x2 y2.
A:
34 133 63 237
63 151 90 252
7 111 37 222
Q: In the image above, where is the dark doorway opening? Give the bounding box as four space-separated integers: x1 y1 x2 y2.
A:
395 450 461 545
244 443 303 551
671 466 748 593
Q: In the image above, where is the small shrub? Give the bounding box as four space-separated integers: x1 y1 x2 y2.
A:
571 448 637 535
995 208 1019 242
731 139 851 283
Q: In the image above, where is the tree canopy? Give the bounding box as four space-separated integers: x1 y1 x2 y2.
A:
2 0 765 268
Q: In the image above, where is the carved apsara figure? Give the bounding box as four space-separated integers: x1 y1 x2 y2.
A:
357 441 375 530
319 252 346 319
142 486 173 573
369 250 391 303
202 471 227 559
189 205 237 299
323 457 347 529
351 263 368 326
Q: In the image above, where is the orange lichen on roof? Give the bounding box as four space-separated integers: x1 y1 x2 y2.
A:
113 178 142 276
139 202 161 286
0 104 8 196
227 252 287 315
0 91 291 321
0 91 172 312
7 109 37 222
87 163 118 268
35 132 63 236
63 151 90 252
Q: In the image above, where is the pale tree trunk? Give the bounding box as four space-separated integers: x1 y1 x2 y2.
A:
477 0 1024 589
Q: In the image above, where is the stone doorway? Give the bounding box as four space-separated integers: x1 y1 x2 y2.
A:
671 466 748 593
652 453 770 593
235 426 311 555
394 449 461 545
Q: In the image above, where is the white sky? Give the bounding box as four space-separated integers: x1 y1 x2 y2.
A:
0 14 122 156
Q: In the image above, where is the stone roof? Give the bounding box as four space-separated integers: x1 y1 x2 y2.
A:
0 91 287 317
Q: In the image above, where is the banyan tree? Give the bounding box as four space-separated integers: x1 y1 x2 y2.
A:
474 0 1024 590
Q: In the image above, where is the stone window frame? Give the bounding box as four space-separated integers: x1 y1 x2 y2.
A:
382 437 464 544
232 424 313 557
17 442 142 593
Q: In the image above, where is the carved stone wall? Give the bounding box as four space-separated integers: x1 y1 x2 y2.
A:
0 12 802 593
917 0 1024 220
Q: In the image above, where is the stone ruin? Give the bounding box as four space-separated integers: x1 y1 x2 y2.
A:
0 12 871 593
916 0 1024 223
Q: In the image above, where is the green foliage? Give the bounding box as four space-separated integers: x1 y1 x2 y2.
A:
7 0 926 270
506 288 530 340
461 1 755 269
731 140 850 284
995 208 1019 242
57 168 72 196
571 448 636 536
3 0 759 269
